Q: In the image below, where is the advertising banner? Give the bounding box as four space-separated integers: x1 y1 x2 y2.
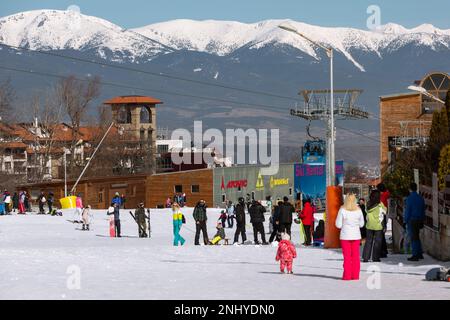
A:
294 161 344 211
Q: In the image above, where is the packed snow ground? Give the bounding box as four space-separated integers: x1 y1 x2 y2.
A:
0 208 449 300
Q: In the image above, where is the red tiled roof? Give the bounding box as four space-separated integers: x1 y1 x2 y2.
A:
0 141 27 149
103 95 163 105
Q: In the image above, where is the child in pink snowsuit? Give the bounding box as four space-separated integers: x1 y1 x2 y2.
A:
276 233 297 274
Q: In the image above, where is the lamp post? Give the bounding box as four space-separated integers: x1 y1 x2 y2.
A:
407 85 445 104
278 24 335 186
64 150 68 197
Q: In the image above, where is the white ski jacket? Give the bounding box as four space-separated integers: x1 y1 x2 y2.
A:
335 208 365 240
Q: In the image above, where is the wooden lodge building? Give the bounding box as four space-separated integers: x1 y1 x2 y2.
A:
379 71 450 175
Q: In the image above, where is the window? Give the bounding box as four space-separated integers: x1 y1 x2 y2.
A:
251 191 255 201
174 185 183 193
191 185 200 193
157 144 169 154
117 106 132 124
4 162 11 171
222 194 226 203
289 188 293 196
140 106 151 124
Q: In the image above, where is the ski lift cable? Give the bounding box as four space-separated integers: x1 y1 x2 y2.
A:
0 65 381 144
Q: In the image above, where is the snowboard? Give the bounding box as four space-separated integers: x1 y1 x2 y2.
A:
109 216 116 237
425 267 450 281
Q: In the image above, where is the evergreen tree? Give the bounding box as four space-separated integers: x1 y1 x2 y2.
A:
446 88 450 133
438 144 450 190
427 107 450 174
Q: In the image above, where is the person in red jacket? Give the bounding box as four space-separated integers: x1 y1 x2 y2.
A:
299 199 314 246
275 233 297 274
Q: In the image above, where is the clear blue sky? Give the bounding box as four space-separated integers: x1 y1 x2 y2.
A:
1 0 449 29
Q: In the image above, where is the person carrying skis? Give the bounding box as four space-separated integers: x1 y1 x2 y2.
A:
172 202 185 246
249 200 268 245
209 221 226 245
135 202 148 238
233 197 247 244
107 202 121 237
38 192 46 214
81 205 92 231
193 200 208 245
275 233 297 274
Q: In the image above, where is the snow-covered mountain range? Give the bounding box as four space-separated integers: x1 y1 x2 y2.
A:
1 9 450 71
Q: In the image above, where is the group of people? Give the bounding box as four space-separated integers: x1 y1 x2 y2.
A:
167 193 187 208
0 190 30 214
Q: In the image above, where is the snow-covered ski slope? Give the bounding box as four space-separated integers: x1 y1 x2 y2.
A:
0 208 448 300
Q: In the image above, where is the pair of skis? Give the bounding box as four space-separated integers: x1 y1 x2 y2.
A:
129 209 151 238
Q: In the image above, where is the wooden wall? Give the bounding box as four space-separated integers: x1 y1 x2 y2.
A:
146 169 213 208
379 93 431 175
19 175 148 210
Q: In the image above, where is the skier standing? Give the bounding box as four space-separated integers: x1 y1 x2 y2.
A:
193 200 208 245
172 203 185 246
135 202 148 238
233 197 247 244
275 233 297 274
249 200 268 245
107 202 121 237
81 205 91 231
37 192 46 214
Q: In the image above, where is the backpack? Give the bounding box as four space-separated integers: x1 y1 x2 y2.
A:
182 214 186 224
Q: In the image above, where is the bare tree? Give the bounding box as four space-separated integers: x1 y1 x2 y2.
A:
58 75 101 166
25 89 65 182
0 79 15 122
